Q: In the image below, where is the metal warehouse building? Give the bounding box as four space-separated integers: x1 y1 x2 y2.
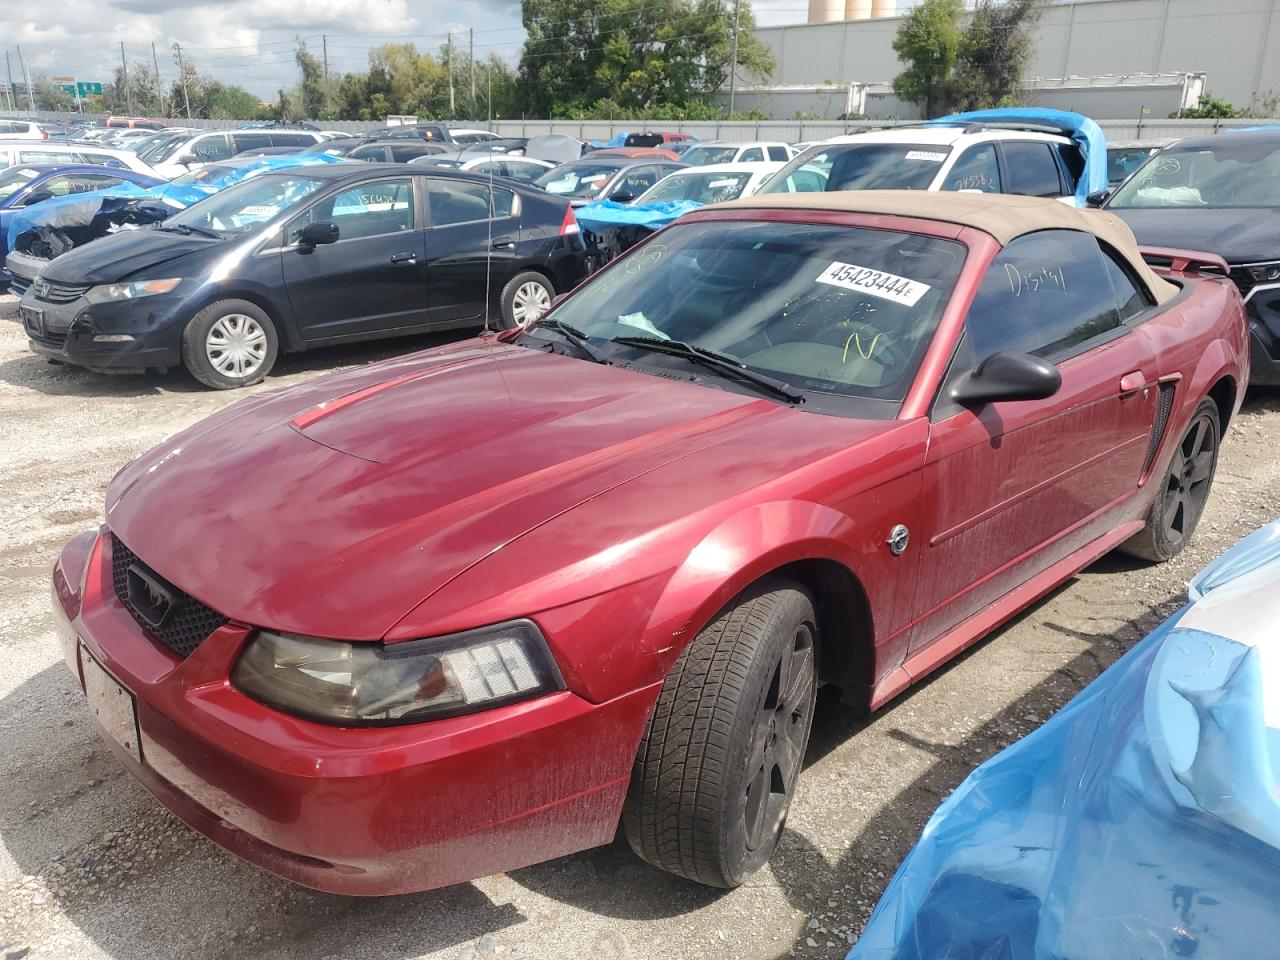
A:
735 0 1280 118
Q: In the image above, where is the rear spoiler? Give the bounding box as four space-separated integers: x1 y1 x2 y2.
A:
1139 246 1231 278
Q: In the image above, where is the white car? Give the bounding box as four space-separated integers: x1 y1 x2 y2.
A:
0 119 47 140
143 129 327 178
678 141 796 166
0 141 160 176
760 125 1087 204
632 161 786 206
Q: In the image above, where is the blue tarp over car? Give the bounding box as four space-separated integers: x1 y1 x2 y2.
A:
849 519 1280 960
6 153 342 249
925 107 1108 206
574 198 703 234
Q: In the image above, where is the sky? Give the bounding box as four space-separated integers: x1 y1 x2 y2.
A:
6 0 830 101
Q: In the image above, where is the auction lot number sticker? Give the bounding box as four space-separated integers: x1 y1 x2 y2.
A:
816 261 931 306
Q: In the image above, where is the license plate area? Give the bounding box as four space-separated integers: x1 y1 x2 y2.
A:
20 304 44 337
81 645 143 764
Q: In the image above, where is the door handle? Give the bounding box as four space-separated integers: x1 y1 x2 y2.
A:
491 239 515 250
390 251 417 264
1119 371 1147 394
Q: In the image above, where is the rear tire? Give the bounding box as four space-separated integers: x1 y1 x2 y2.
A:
1121 398 1220 562
623 577 818 887
181 299 278 390
499 271 554 331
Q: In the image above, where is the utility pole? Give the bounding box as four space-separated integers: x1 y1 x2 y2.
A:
5 52 16 112
469 28 476 120
120 42 133 115
447 36 455 116
152 41 165 116
172 43 192 119
16 45 36 112
487 67 492 124
322 35 329 83
728 0 741 118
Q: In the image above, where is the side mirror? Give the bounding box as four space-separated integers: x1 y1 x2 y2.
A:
1086 189 1111 207
951 351 1062 406
609 190 635 204
300 221 340 247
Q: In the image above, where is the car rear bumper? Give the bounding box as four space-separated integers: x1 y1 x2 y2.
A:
53 530 655 896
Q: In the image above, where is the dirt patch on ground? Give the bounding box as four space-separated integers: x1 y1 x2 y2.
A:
2 290 1278 960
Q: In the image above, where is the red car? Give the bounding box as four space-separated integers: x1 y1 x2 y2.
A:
52 192 1247 896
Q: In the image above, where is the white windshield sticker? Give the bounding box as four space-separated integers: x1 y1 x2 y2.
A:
708 178 738 187
617 312 668 338
816 261 931 306
905 150 947 162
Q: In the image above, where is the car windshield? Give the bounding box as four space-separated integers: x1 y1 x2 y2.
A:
1107 147 1154 185
680 146 740 166
544 220 965 407
169 163 243 186
759 143 952 193
535 162 624 198
1108 138 1280 208
138 136 189 162
0 166 40 201
637 170 752 205
165 173 326 236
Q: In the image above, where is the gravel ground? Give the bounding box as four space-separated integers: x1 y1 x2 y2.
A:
1 288 1278 960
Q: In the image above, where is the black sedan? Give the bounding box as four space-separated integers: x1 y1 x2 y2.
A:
19 164 586 389
1104 129 1280 385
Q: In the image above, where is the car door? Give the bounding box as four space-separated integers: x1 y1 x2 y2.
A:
422 177 520 325
279 175 429 341
350 144 389 163
940 143 1003 194
232 132 273 156
908 229 1161 654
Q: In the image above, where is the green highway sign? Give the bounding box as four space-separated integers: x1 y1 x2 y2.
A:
77 81 103 98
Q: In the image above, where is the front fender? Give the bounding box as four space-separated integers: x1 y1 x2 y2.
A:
639 500 862 665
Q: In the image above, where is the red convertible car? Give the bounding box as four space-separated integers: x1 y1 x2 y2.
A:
52 192 1247 895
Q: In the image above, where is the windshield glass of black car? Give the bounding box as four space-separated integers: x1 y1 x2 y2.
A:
548 220 965 402
165 174 327 236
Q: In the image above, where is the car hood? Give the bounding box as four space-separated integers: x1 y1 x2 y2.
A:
1109 206 1280 263
104 340 812 640
40 226 222 283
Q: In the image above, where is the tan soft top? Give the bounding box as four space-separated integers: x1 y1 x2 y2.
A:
713 190 1178 304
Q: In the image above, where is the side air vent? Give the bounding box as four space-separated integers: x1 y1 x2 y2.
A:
1142 382 1177 477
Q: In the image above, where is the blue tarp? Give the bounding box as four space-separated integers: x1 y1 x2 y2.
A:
588 131 633 150
850 518 1280 960
7 153 342 249
926 108 1108 206
575 198 703 234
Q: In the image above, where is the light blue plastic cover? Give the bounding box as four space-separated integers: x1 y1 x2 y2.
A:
850 519 1280 960
575 198 703 234
925 107 1108 206
8 153 341 248
588 131 633 149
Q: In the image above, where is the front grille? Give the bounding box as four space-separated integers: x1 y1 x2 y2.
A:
8 274 31 296
32 277 90 304
110 534 229 658
1142 382 1177 477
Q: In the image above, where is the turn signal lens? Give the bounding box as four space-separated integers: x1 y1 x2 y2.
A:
232 620 564 725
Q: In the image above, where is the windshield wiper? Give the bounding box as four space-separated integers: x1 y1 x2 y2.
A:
531 319 609 364
161 222 221 239
611 336 804 404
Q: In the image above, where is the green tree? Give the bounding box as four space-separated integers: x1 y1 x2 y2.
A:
296 40 329 119
516 0 773 117
949 0 1043 112
891 0 963 118
32 75 76 111
1181 93 1240 119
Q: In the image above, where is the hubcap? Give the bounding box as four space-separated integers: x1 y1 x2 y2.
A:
1161 412 1216 548
743 625 815 853
511 281 552 329
205 313 267 379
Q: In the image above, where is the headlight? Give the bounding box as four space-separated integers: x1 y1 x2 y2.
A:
231 620 564 725
84 278 182 304
1246 262 1280 283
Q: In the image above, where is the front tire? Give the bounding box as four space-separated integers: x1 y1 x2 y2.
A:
623 577 818 888
499 271 554 331
1121 398 1220 562
181 299 278 390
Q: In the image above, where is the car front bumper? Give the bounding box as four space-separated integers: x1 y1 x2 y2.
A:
52 530 655 895
1245 286 1280 386
20 286 186 372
